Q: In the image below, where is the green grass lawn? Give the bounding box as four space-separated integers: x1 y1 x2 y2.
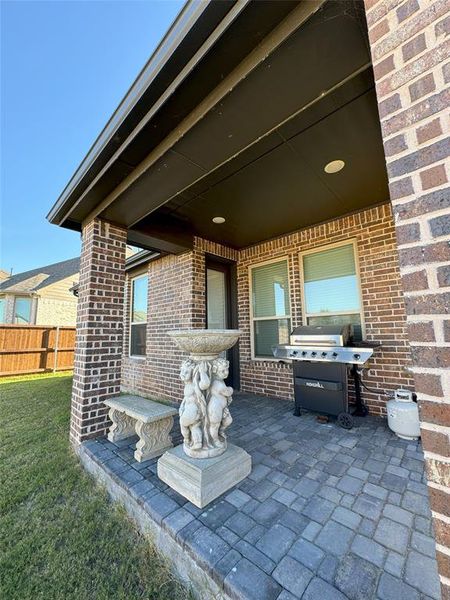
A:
0 373 190 600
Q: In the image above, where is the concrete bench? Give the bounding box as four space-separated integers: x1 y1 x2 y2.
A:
104 395 178 462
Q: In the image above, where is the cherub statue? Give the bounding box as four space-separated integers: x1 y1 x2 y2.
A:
207 358 233 448
179 359 204 451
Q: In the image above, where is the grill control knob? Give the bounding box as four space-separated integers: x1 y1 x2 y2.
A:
301 351 307 357
353 353 361 361
321 352 327 357
311 351 317 357
332 352 338 358
290 350 298 357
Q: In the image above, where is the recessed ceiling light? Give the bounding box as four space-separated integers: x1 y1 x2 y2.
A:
212 216 226 224
324 159 345 174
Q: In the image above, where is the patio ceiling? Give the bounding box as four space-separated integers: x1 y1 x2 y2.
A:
48 0 389 253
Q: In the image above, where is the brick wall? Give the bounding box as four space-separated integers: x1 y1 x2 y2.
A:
121 240 237 402
122 204 413 416
121 251 202 402
237 203 414 414
364 0 450 595
70 219 126 444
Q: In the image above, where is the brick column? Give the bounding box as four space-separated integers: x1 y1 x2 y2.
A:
70 219 127 445
364 0 449 595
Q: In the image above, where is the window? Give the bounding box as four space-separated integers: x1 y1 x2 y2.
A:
250 259 290 358
301 241 363 339
14 297 32 324
130 274 148 357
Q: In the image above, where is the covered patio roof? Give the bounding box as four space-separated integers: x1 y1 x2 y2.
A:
47 0 389 253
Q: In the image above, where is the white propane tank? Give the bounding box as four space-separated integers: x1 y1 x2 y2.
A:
387 389 420 440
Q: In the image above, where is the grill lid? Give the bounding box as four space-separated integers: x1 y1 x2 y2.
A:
290 324 352 347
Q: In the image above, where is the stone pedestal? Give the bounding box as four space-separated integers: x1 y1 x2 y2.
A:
157 444 252 508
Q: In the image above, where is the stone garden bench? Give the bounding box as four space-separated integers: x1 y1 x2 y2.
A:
104 395 177 462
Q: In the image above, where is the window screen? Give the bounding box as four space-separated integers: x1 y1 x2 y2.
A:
251 260 290 358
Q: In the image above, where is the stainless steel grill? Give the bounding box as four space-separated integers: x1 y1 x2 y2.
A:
272 324 374 365
272 325 377 428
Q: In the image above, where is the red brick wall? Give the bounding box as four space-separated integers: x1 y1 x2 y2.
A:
122 253 199 402
121 240 237 402
71 219 127 444
365 0 450 595
237 203 414 414
122 204 413 416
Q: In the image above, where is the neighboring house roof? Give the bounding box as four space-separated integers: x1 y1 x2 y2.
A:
0 257 80 295
0 269 10 282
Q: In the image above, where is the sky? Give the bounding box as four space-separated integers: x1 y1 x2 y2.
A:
1 0 184 275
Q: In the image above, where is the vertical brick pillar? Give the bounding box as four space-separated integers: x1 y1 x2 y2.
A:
364 0 450 596
70 219 127 445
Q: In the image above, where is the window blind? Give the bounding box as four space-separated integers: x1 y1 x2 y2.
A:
207 269 227 329
251 260 291 358
303 244 360 315
252 261 290 318
302 242 363 340
303 244 356 283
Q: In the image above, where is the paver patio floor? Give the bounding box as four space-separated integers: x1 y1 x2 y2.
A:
83 393 440 600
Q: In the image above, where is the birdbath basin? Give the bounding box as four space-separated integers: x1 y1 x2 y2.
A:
167 329 241 360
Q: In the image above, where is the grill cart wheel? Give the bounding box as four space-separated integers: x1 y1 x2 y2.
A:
337 412 353 429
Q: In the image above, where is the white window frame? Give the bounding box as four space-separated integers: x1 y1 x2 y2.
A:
129 272 148 359
249 256 291 361
299 239 365 337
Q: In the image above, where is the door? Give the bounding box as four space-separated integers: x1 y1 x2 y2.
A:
205 258 239 389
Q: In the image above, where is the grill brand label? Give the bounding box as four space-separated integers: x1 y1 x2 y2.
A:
305 381 324 389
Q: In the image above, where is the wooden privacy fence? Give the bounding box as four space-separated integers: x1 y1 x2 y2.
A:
0 325 76 377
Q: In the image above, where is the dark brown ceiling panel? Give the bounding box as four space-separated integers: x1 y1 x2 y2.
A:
171 2 371 173
128 213 194 254
51 0 387 254
136 87 388 248
101 151 206 224
118 0 300 168
103 0 372 228
164 68 376 207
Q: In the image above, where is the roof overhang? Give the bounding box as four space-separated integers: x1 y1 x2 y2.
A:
47 0 243 226
125 249 161 271
48 0 388 253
